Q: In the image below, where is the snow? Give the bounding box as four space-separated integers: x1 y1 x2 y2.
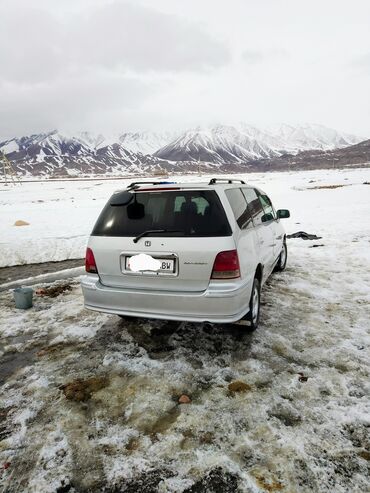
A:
1 168 369 268
0 167 369 491
118 131 178 155
0 140 19 154
156 125 279 163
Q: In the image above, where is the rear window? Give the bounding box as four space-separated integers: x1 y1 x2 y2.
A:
92 190 232 237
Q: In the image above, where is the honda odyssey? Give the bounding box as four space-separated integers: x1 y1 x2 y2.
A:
82 178 290 329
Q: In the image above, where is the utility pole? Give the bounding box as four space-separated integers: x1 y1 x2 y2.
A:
1 152 20 185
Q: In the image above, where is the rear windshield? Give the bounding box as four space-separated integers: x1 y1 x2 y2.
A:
92 190 232 237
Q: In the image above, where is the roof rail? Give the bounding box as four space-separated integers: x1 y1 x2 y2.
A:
208 178 246 185
127 181 176 190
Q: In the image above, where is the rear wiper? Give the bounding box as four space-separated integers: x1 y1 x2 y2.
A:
133 229 184 243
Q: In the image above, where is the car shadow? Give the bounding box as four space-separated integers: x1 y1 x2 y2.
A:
122 316 255 364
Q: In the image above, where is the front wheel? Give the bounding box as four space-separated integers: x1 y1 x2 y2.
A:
274 240 287 272
247 277 261 331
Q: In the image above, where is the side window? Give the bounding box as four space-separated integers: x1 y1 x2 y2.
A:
256 190 277 220
242 188 264 225
225 188 252 229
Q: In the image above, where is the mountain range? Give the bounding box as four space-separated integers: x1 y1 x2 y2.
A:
154 123 360 164
0 123 366 177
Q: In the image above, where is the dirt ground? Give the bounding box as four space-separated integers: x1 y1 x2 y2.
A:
0 259 84 285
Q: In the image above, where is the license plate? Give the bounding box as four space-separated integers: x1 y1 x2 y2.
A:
125 256 175 273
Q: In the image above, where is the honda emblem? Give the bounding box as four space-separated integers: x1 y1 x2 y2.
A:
145 240 151 247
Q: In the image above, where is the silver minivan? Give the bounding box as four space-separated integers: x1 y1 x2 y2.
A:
82 178 290 329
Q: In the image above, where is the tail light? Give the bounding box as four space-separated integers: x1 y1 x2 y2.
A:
85 247 98 274
211 249 240 279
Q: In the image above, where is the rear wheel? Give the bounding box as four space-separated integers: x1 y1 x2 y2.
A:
247 277 261 331
274 240 287 272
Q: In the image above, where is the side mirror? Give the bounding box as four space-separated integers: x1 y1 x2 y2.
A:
277 209 290 219
261 212 274 223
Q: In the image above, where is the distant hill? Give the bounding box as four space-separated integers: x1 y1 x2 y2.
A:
246 138 370 171
154 123 360 164
0 124 367 177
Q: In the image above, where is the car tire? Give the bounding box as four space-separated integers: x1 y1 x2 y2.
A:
274 240 288 272
246 277 261 331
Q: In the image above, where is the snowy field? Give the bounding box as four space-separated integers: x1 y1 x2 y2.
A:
0 168 370 492
1 168 370 268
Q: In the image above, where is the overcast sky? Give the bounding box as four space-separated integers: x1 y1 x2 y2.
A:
0 0 369 139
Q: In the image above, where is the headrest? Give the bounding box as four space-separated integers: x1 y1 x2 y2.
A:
181 201 197 214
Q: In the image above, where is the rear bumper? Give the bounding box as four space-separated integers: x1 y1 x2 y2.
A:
81 275 253 324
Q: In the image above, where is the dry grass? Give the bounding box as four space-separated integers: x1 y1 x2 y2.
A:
307 184 346 190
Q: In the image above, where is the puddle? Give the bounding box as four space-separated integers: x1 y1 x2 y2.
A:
0 348 38 385
0 330 50 386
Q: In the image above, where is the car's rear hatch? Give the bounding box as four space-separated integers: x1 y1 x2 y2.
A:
89 187 234 292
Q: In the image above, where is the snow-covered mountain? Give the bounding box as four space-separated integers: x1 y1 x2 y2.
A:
258 123 360 153
0 124 364 177
118 131 178 155
0 131 172 177
155 125 279 164
248 138 370 171
155 123 361 163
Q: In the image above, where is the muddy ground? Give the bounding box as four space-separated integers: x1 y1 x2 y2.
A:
0 259 84 286
0 235 369 492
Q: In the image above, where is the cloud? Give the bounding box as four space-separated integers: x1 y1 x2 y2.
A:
0 0 369 138
242 49 289 65
0 1 230 85
0 6 64 84
0 0 230 137
350 53 370 73
0 71 155 137
70 2 231 73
